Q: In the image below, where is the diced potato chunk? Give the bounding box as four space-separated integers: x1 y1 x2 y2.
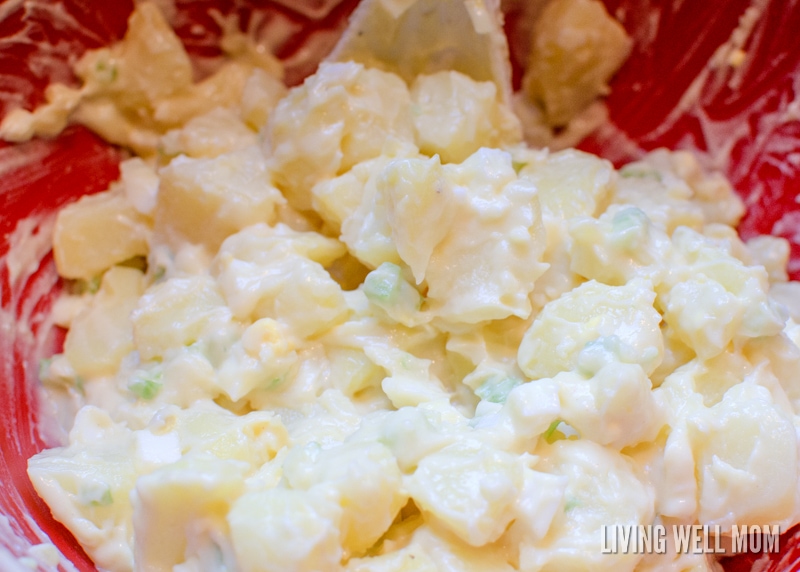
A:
217 222 346 267
608 149 746 236
228 487 343 572
267 61 414 211
172 407 289 469
27 407 137 572
519 148 614 220
68 6 279 155
160 107 257 158
53 189 150 280
346 544 438 572
692 383 797 526
313 143 417 234
283 441 408 556
64 266 145 378
410 71 520 164
424 149 547 323
523 440 653 571
338 156 406 270
518 279 663 379
569 205 671 287
240 68 287 131
216 319 299 401
347 523 517 572
405 441 523 546
555 360 663 449
214 224 349 338
523 0 631 126
327 347 385 397
380 155 454 281
112 2 193 108
661 227 785 360
153 61 264 127
119 157 159 215
132 457 248 571
155 146 284 252
132 276 232 361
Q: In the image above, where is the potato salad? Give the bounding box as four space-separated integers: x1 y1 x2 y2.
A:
12 2 800 572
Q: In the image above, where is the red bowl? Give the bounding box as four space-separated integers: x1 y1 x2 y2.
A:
1 1 799 570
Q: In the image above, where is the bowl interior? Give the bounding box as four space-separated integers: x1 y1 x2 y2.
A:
1 1 799 570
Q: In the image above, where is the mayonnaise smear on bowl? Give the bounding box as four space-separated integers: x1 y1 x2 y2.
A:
6 2 800 571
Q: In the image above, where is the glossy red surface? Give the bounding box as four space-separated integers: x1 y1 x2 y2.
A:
1 1 799 570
